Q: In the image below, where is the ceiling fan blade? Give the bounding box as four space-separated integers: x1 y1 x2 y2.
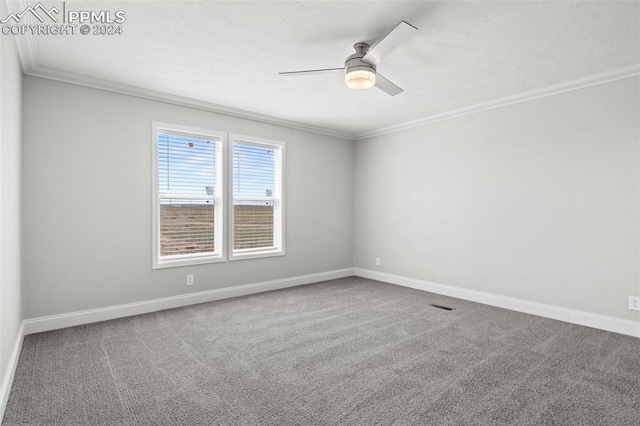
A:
363 21 418 65
375 73 404 96
279 68 344 76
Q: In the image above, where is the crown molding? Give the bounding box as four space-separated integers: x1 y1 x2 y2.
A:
6 1 353 140
7 0 638 143
6 0 37 71
354 64 640 140
25 62 639 143
23 66 355 140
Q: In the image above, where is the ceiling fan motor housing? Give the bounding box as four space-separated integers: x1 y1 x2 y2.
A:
344 42 376 75
344 43 376 89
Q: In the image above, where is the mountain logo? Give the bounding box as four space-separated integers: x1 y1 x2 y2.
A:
1 2 59 24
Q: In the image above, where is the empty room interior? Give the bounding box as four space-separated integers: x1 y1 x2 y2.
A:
1 0 639 424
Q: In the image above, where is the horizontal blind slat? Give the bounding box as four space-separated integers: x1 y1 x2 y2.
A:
233 201 274 250
160 203 215 256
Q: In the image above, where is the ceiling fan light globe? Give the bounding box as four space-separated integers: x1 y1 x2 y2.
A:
345 69 376 90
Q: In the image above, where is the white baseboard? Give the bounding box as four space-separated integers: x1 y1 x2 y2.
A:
0 322 25 421
354 268 640 338
23 268 354 335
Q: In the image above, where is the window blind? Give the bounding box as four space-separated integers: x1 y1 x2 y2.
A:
233 143 277 250
158 132 218 257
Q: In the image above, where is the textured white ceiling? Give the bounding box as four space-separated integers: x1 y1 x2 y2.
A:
15 0 640 137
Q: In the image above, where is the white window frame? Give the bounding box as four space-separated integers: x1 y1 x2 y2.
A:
152 122 227 269
228 134 285 261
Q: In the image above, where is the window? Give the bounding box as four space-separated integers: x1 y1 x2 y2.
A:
152 123 226 268
152 125 284 268
230 135 284 259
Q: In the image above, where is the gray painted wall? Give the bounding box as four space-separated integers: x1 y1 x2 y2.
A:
355 77 640 322
19 67 640 326
0 9 23 392
22 77 354 318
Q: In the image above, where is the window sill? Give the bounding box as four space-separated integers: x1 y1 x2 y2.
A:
229 248 285 262
152 254 226 269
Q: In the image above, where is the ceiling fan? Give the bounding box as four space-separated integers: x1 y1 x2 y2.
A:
279 21 418 96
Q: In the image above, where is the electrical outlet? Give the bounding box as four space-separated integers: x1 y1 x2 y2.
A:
186 274 194 286
630 296 640 311
375 257 381 267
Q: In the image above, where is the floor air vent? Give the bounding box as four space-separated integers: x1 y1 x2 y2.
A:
429 303 454 311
